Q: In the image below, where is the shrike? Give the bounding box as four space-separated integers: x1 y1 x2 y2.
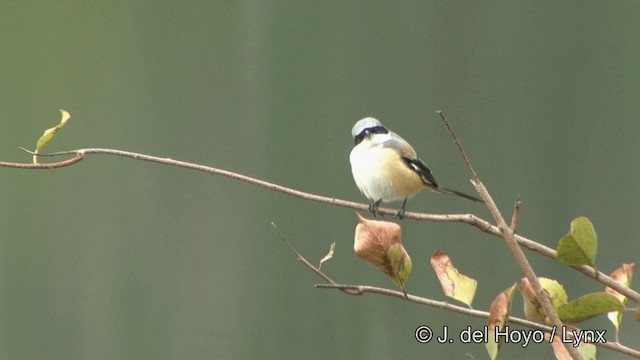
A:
349 117 482 218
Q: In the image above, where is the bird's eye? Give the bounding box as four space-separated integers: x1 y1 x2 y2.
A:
354 133 365 145
370 126 388 135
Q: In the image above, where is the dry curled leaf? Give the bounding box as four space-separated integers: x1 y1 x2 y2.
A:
547 325 597 360
318 242 336 270
605 263 635 301
604 263 635 336
485 283 516 360
354 213 412 294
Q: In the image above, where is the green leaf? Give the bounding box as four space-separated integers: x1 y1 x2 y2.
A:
387 243 412 293
556 216 597 266
445 266 477 306
557 292 625 323
577 343 597 360
485 337 499 360
540 277 569 309
520 277 568 324
33 109 71 164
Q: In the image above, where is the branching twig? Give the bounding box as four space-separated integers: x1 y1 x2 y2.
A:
1 147 638 305
278 227 640 358
436 111 581 359
272 223 357 295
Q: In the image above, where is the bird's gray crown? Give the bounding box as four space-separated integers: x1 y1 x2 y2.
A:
351 117 384 139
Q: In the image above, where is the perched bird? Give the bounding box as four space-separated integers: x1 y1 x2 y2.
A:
349 117 482 218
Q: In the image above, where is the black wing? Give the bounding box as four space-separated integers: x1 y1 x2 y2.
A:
402 156 439 188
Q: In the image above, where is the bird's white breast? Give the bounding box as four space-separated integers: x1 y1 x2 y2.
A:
349 140 409 202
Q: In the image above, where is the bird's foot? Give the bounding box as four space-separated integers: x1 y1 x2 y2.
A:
394 198 408 220
368 200 383 218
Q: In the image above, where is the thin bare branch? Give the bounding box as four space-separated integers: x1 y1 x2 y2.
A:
511 197 522 232
272 223 360 295
436 111 478 179
0 154 83 169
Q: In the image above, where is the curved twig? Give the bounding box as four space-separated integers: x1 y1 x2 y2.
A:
0 154 83 169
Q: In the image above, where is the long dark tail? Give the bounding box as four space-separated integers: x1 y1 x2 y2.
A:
436 186 484 203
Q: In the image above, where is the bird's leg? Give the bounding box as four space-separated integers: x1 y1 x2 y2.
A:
395 198 408 219
368 199 382 217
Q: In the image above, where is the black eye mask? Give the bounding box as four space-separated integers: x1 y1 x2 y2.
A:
354 126 389 145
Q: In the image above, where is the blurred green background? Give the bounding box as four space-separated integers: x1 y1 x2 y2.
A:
1 1 639 359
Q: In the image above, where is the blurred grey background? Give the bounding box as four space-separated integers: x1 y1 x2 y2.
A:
1 1 639 359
